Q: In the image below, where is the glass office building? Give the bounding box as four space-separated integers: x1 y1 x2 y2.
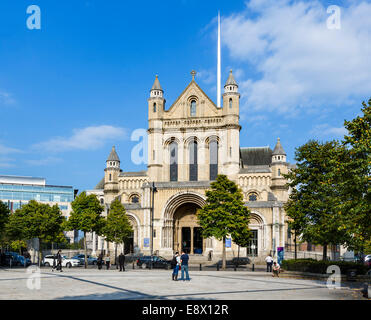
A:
0 175 77 242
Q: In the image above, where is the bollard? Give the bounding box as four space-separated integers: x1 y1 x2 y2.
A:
217 263 219 271
132 262 135 269
234 264 237 271
252 263 255 272
200 263 202 271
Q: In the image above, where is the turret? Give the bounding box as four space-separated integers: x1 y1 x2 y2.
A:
270 138 289 200
104 146 120 202
223 70 240 116
148 75 165 120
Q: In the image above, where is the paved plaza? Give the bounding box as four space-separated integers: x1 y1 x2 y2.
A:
0 267 367 300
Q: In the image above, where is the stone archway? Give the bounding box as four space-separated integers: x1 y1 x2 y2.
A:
161 192 206 254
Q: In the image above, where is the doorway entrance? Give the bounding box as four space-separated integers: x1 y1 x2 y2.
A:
173 203 204 254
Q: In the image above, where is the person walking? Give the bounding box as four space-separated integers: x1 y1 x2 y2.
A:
52 253 57 271
56 250 63 272
105 253 111 270
265 254 273 272
272 261 280 277
97 253 103 270
178 250 190 281
118 252 125 272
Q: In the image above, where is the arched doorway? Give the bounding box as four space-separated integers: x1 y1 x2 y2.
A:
173 203 204 254
161 192 207 255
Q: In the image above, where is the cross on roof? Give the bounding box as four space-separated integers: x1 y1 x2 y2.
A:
191 70 197 81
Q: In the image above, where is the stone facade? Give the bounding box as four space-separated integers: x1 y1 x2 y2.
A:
86 71 292 262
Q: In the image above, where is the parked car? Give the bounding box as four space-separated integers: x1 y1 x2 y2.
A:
136 256 172 269
71 254 98 265
42 255 81 268
364 254 371 267
5 252 32 266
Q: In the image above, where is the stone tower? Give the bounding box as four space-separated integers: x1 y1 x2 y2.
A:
104 146 120 203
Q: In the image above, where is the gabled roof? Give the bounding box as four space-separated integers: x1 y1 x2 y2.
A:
95 177 104 190
240 147 272 167
166 79 218 113
272 138 286 156
107 146 120 162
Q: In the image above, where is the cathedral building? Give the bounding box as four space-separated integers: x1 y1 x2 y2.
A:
87 70 293 262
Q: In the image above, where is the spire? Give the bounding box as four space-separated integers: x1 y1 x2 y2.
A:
151 75 163 91
272 138 286 156
225 69 237 86
107 146 120 162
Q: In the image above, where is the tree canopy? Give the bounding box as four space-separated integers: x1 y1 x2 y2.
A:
197 175 251 269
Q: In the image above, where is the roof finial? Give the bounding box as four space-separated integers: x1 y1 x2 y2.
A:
191 70 197 81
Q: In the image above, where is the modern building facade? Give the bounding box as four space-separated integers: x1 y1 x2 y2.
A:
0 175 77 243
87 71 293 262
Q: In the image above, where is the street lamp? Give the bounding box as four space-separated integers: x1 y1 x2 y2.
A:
251 243 256 272
150 182 157 270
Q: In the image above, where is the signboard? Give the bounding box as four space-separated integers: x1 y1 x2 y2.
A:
225 238 231 248
277 247 284 265
143 238 150 248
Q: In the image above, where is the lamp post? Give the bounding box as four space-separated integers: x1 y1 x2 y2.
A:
150 182 157 269
251 244 256 272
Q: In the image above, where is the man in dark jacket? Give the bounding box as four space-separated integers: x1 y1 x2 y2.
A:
56 250 63 272
118 253 125 272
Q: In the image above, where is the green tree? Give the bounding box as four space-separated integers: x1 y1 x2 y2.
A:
102 198 133 265
6 200 65 265
197 175 251 270
339 98 371 254
65 192 105 268
0 201 10 247
284 140 348 260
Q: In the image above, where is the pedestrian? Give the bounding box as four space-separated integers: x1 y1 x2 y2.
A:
272 261 280 277
265 254 273 272
56 250 63 272
171 252 181 281
105 253 110 270
118 252 125 272
97 253 103 270
178 250 190 281
52 253 57 271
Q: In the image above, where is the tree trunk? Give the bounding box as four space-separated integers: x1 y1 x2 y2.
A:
323 244 327 261
38 239 42 268
238 245 240 260
222 236 226 271
294 233 297 260
84 232 88 269
115 242 118 269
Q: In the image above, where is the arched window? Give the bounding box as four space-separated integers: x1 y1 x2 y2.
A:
170 141 178 181
190 100 196 117
109 174 112 181
100 198 104 205
249 193 258 201
189 140 198 181
153 103 156 113
229 98 233 108
278 169 281 176
209 139 218 180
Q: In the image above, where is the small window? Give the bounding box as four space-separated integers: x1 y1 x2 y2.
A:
109 174 112 181
278 169 281 176
100 198 104 204
153 103 156 113
190 100 196 117
249 193 257 201
153 229 156 238
153 150 155 160
131 195 139 203
229 98 232 108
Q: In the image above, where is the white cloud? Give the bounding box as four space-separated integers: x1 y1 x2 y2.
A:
221 0 371 115
0 90 15 106
310 124 347 138
0 144 21 155
33 125 127 152
25 157 63 166
0 157 15 168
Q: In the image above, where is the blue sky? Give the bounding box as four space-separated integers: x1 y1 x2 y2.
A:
0 0 370 192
